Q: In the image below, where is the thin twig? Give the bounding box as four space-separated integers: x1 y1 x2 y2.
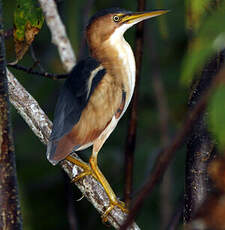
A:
120 66 225 230
124 0 146 208
8 63 68 79
38 0 76 72
29 45 45 72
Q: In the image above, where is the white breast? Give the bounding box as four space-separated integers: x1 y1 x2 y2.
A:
108 25 136 117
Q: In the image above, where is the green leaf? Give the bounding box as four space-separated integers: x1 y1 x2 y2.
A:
181 3 225 86
13 0 44 61
186 0 211 32
14 0 44 41
208 85 225 151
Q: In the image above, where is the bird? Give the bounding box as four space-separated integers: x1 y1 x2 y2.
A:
47 7 168 221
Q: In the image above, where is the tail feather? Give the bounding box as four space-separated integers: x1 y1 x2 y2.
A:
46 141 60 165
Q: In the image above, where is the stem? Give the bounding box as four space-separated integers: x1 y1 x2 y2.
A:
124 0 146 207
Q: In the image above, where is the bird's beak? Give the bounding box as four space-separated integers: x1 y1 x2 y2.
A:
121 10 169 24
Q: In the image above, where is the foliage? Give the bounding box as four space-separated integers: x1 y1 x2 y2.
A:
13 0 44 61
181 2 225 85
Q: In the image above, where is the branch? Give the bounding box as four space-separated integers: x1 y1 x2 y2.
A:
38 0 76 72
7 68 140 230
15 1 139 228
0 1 22 228
183 52 224 224
8 63 68 80
120 66 225 230
124 0 146 207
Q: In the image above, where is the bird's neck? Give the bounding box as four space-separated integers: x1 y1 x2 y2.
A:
89 36 136 98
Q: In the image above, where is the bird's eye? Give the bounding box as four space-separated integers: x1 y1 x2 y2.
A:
113 15 120 22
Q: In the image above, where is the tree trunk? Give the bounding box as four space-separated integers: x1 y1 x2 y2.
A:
0 1 22 229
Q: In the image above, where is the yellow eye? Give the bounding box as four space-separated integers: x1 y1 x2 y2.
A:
113 15 120 22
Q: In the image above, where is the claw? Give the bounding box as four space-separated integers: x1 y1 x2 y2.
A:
102 200 128 223
66 155 128 223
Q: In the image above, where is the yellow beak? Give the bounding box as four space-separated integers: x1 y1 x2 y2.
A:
121 10 169 24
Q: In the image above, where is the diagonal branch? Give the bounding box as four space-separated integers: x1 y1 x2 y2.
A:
7 68 140 230
10 1 140 228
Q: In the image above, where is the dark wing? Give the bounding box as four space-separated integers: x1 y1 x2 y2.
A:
47 57 106 164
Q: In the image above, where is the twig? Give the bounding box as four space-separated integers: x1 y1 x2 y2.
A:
8 63 68 79
120 66 225 230
38 0 76 72
29 45 45 72
7 68 140 230
124 0 146 207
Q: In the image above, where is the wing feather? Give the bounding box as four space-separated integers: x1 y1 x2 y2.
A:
47 57 106 163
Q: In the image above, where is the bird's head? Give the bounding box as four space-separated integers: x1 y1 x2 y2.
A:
86 8 168 50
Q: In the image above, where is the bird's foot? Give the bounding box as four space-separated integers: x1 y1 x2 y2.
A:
66 155 128 223
66 155 98 181
102 199 128 223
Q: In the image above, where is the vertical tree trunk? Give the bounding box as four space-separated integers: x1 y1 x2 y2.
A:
183 51 225 224
0 1 23 229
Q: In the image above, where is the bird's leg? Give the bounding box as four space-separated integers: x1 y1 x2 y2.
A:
91 140 128 222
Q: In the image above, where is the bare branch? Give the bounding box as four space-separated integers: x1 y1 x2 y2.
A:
7 69 140 230
8 63 68 79
124 0 146 207
38 0 76 71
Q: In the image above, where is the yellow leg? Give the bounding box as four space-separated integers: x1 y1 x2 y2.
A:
66 153 128 222
89 152 128 222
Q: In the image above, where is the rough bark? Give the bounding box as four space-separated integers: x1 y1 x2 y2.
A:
0 1 22 229
184 51 225 224
6 1 141 229
7 69 140 230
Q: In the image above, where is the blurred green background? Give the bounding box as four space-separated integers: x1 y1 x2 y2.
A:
4 0 190 229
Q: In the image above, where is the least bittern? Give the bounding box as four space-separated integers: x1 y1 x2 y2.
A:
47 7 168 222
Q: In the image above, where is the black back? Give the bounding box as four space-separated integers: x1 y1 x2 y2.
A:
50 57 106 141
